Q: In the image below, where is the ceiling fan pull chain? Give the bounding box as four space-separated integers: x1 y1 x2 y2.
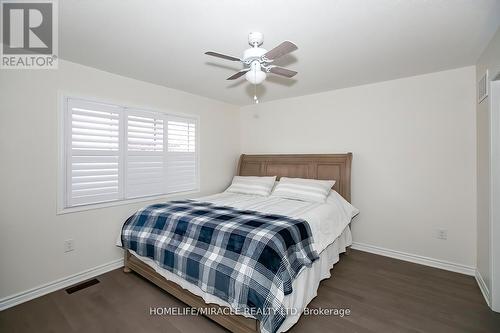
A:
254 82 259 104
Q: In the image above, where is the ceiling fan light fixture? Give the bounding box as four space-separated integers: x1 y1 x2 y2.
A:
245 63 266 85
245 70 266 85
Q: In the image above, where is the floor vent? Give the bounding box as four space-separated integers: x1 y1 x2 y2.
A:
65 278 100 294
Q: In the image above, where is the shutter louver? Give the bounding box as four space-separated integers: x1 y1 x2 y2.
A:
67 99 122 207
166 118 197 193
126 112 165 198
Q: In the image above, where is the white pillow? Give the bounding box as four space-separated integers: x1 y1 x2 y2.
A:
271 177 336 203
225 176 277 196
326 190 360 219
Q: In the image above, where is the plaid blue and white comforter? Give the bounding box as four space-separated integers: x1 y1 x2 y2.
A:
120 199 319 333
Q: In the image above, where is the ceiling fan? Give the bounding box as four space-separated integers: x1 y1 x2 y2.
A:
205 32 298 88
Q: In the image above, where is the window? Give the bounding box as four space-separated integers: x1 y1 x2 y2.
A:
62 97 199 209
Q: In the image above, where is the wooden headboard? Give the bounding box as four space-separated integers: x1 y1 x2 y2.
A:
237 153 353 202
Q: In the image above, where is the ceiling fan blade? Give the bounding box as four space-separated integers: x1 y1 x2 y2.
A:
262 41 298 61
268 66 297 78
205 51 241 62
227 69 250 80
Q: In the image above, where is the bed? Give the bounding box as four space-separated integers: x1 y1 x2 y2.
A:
120 153 355 333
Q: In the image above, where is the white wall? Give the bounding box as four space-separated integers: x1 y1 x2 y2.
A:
0 60 240 300
476 26 500 310
240 67 477 268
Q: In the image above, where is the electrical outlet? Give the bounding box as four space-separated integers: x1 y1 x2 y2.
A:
64 239 75 252
436 229 448 240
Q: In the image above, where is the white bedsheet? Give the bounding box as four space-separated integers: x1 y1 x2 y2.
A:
197 190 358 253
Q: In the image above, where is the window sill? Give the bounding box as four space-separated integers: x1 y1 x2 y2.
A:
56 189 200 215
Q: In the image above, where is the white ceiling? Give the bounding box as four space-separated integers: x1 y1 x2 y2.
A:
60 0 500 106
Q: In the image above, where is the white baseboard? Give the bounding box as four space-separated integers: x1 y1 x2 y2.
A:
351 242 475 276
475 269 491 307
0 258 123 311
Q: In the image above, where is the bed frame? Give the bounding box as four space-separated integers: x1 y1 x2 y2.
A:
123 153 353 333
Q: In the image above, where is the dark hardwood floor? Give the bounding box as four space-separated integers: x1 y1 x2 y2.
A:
1 250 499 333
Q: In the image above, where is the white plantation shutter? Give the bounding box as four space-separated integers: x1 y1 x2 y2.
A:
166 117 198 193
66 99 122 207
126 111 165 198
63 97 199 209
